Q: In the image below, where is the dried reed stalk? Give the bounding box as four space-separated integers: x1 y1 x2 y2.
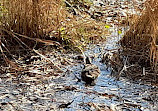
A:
121 0 158 71
0 0 67 71
0 0 66 38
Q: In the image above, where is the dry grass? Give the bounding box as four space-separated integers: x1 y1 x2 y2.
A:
0 0 107 71
0 0 67 67
0 0 107 48
58 17 107 51
0 0 66 38
119 0 158 84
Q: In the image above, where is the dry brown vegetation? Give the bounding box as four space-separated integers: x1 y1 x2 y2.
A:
0 0 66 38
119 0 158 84
0 0 107 69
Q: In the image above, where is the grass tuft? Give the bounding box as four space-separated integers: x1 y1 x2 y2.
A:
0 0 107 69
119 0 158 84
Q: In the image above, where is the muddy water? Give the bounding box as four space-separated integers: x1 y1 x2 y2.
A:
51 26 158 111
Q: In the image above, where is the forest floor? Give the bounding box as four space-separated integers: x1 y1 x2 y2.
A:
0 0 158 111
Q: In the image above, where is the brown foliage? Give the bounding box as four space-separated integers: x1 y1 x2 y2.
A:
0 0 107 71
0 0 66 38
119 0 158 84
121 0 158 70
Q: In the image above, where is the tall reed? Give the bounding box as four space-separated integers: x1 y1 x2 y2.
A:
0 0 66 38
121 0 158 70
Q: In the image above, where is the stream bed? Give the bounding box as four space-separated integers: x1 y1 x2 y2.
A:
0 0 158 111
1 25 157 111
0 22 158 111
50 26 158 111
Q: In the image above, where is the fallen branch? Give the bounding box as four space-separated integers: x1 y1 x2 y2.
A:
0 28 63 72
